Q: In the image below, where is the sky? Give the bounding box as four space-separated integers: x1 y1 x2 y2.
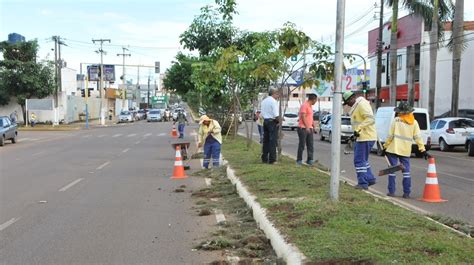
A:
1 0 473 84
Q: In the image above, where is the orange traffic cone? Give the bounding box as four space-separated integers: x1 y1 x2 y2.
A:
171 145 187 179
171 125 178 138
420 157 447 203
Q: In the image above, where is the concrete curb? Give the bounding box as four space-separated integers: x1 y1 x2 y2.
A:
18 127 81 131
225 165 307 264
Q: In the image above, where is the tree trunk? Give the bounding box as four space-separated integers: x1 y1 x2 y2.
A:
451 0 463 117
21 104 26 126
407 45 416 106
389 0 399 106
428 0 439 118
277 86 283 160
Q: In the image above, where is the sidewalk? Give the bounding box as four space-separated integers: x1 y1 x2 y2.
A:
18 117 122 131
221 136 474 264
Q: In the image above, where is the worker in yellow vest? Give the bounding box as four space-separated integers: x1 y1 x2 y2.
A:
343 91 377 190
198 115 222 169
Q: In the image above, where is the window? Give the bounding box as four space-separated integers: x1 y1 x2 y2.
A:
449 119 474 129
397 55 402 70
430 120 438 130
436 120 447 129
292 93 299 98
414 113 427 130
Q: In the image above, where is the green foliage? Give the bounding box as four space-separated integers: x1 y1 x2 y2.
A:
215 0 238 21
163 53 198 96
0 40 55 106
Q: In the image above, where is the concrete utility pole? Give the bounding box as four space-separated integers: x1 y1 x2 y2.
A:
92 38 111 125
147 76 151 108
330 0 346 201
117 47 131 110
52 36 66 125
375 0 384 109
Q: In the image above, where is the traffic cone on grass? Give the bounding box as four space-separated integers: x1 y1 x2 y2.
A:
171 145 187 179
420 157 447 203
171 125 178 138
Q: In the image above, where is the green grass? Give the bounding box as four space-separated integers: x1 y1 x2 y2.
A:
222 136 474 264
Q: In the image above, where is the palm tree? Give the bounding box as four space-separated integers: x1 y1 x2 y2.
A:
385 0 432 106
428 0 453 118
451 0 463 117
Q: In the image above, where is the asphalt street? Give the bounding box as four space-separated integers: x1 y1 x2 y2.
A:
0 121 221 264
240 122 474 224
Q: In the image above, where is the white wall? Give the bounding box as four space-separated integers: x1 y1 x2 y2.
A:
369 48 408 89
61 67 77 95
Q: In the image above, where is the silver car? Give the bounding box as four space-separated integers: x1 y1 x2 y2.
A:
147 110 162 122
118 111 134 123
0 116 18 146
319 114 353 142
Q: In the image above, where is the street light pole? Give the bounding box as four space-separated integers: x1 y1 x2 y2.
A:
92 38 111 126
330 0 346 201
117 47 131 110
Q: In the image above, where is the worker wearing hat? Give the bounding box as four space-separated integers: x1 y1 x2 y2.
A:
343 91 377 190
198 115 222 169
383 101 428 198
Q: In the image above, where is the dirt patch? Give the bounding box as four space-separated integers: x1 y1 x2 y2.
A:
179 184 187 188
198 209 212 216
269 202 295 212
174 188 185 193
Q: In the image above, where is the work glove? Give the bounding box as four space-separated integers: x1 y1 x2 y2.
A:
353 130 360 138
422 151 430 160
381 148 387 156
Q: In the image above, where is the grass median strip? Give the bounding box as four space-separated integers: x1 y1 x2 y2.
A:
222 136 474 264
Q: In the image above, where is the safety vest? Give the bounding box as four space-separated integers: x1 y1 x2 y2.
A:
198 120 222 144
350 97 377 141
384 117 426 157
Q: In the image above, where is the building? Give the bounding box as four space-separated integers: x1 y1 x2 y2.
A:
367 14 474 115
8 33 25 43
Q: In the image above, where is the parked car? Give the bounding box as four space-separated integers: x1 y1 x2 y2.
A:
430 117 474 151
281 112 299 131
147 109 162 122
0 116 18 146
137 109 146 120
466 133 474 156
374 107 431 157
118 111 134 123
319 114 353 142
434 109 474 120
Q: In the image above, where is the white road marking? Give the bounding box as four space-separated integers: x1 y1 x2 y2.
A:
0 218 19 232
190 132 197 136
430 152 473 162
122 148 130 153
59 178 83 192
32 151 46 156
112 134 122 138
127 133 137 137
144 133 152 137
82 135 91 138
214 209 226 224
18 137 31 142
410 165 473 183
96 161 110 170
157 133 166 137
205 178 212 186
98 134 106 138
135 141 141 145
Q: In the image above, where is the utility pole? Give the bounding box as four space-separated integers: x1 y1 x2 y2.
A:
147 76 151 108
92 38 111 125
117 47 131 110
330 0 346 201
375 0 384 109
52 36 66 125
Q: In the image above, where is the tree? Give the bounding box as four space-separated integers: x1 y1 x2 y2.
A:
0 40 55 122
163 53 198 97
428 0 453 117
385 0 432 106
451 0 463 117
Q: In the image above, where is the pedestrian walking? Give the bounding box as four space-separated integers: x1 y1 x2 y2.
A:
383 101 428 198
342 91 377 190
255 110 264 144
198 115 222 169
174 110 188 138
297 94 317 165
30 112 37 127
9 111 17 124
260 88 280 164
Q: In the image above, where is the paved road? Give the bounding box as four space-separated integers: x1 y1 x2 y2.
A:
0 121 220 264
240 122 474 224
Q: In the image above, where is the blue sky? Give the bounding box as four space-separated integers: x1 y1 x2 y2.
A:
1 0 473 84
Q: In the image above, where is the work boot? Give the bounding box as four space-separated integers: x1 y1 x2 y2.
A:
402 193 410 199
354 185 368 190
368 181 376 186
296 161 303 166
386 193 395 197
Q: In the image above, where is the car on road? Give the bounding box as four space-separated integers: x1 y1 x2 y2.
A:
319 114 353 142
118 111 134 123
137 109 146 120
281 112 299 131
147 109 162 122
434 109 474 120
466 133 474 156
430 117 474 151
0 116 18 146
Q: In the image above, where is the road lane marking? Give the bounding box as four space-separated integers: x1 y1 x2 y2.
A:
0 218 19 232
32 151 46 156
157 133 166 137
127 133 137 137
144 133 152 137
82 135 92 138
410 165 473 183
59 178 83 192
135 141 141 145
190 132 197 136
96 161 110 170
112 134 122 138
430 152 473 162
122 148 130 153
214 209 226 224
205 178 212 186
98 134 106 138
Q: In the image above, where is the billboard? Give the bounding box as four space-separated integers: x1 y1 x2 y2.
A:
87 64 116 82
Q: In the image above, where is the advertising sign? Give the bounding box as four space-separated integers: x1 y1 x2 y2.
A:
87 64 116 82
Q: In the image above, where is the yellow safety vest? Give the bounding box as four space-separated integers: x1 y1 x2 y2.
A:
383 118 426 157
350 97 377 141
198 120 222 144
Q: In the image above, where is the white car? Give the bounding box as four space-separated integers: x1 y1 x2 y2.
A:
281 112 299 131
118 111 134 123
319 114 353 142
430 117 474 151
147 109 162 122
